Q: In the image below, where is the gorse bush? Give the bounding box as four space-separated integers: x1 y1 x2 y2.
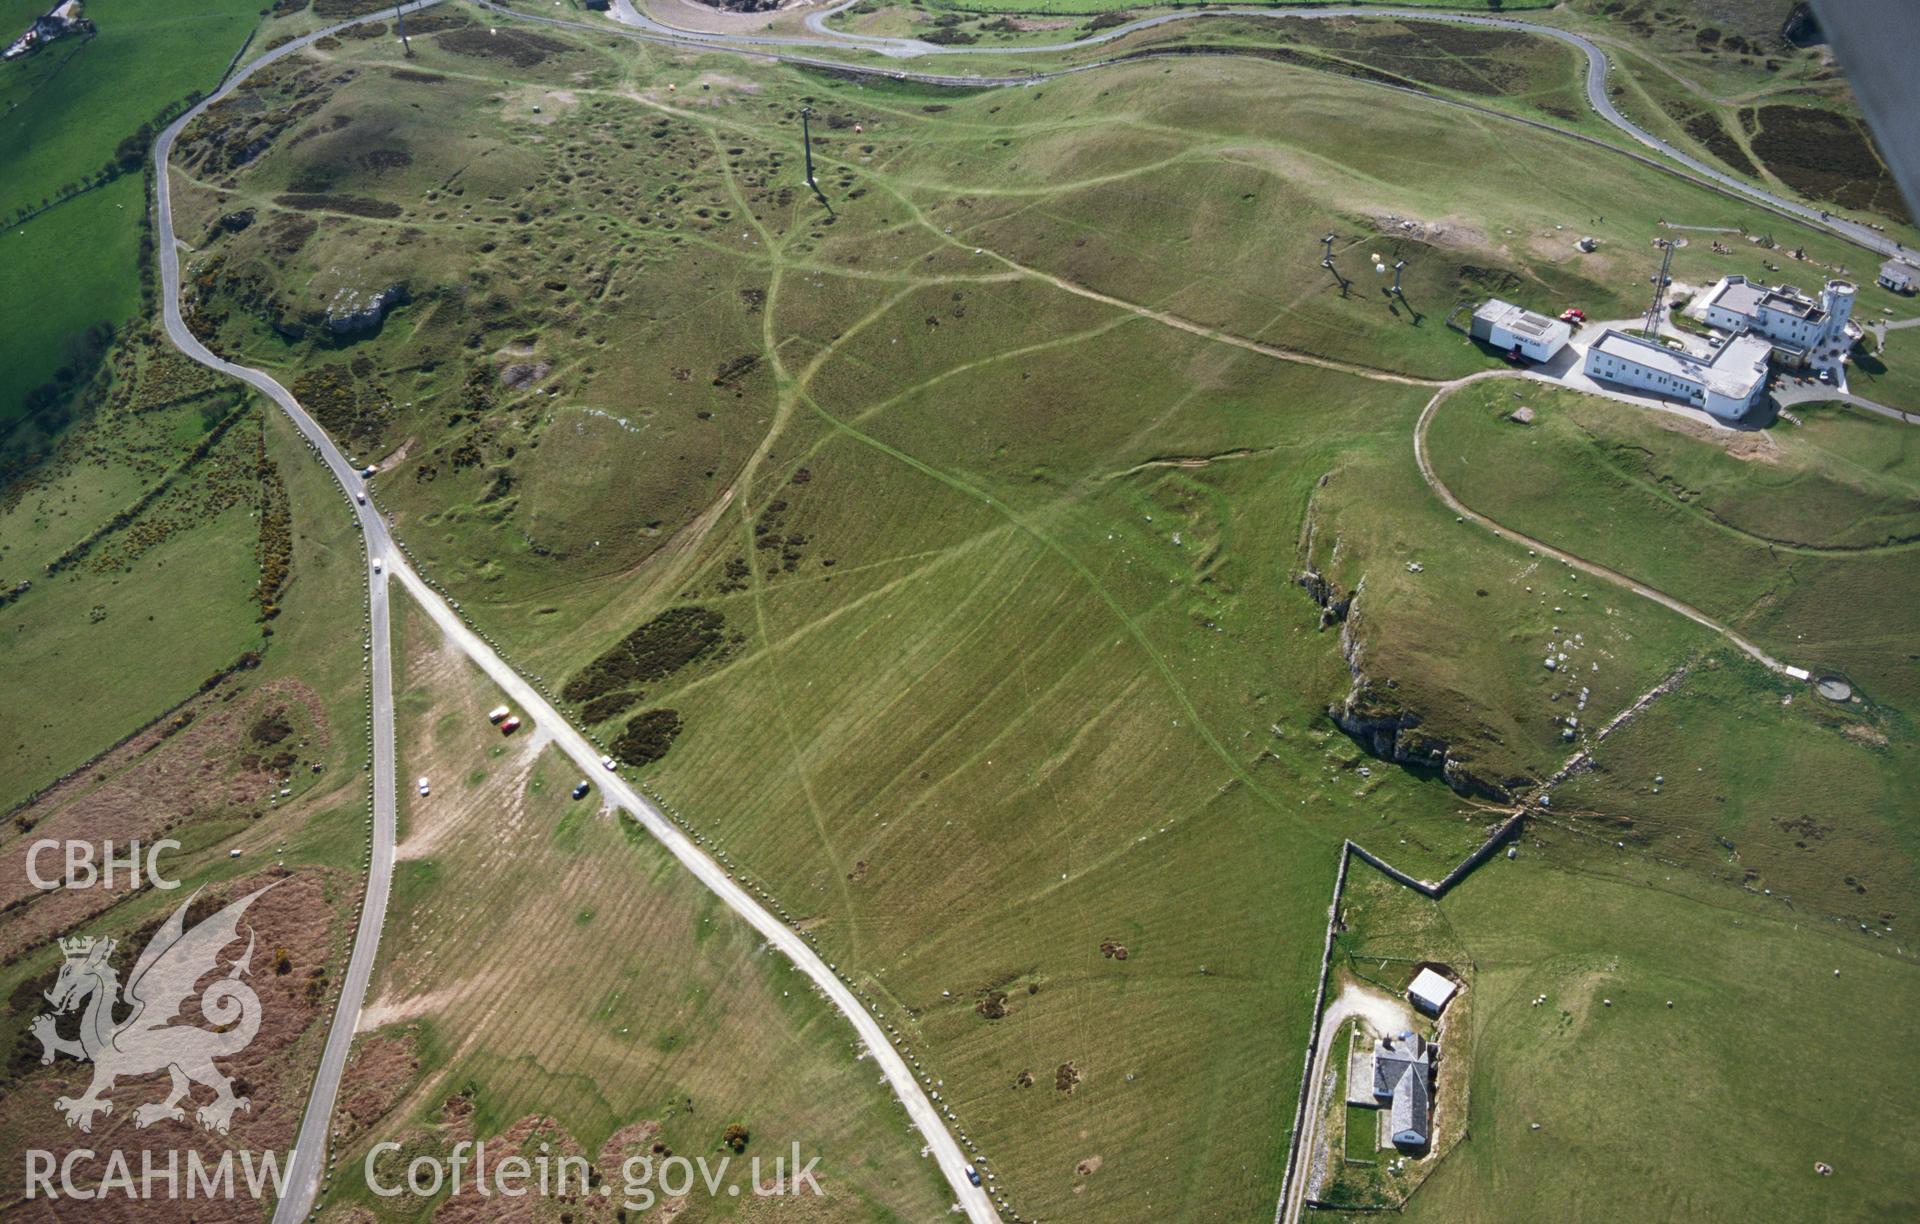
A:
562 607 726 705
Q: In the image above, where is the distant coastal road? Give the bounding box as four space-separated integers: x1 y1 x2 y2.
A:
597 0 1910 263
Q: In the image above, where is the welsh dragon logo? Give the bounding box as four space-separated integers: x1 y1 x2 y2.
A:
31 883 275 1134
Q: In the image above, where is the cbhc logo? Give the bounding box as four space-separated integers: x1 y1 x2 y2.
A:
25 839 181 891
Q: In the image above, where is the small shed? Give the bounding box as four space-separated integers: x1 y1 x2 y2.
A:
1877 260 1916 294
1408 967 1458 1016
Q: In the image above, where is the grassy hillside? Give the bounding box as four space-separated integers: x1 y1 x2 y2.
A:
1424 385 1920 705
0 374 270 808
0 173 143 432
0 0 262 214
1406 856 1920 1221
0 398 383 1200
15 4 1915 1219
906 0 1552 16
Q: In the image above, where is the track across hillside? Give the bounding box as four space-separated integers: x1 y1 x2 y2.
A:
151 4 997 1221
146 3 1895 1219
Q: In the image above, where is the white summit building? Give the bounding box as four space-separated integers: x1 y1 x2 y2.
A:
1583 328 1773 421
1696 274 1857 366
1468 299 1571 362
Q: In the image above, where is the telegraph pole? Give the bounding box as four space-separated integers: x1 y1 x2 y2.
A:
395 2 411 57
1391 259 1407 298
799 106 816 189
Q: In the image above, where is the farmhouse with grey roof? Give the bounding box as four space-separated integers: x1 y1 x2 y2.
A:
1371 1032 1435 1150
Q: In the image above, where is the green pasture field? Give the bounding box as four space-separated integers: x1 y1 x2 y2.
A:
1 0 266 428
0 327 371 814
1451 388 1920 552
0 285 349 809
0 347 214 574
1549 651 1920 930
0 0 264 216
0 172 143 429
0 401 265 809
1407 855 1920 1221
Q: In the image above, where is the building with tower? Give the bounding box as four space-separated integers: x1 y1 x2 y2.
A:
1696 275 1858 367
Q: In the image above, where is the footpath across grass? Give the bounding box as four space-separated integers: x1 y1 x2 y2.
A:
322 599 953 1219
1423 382 1920 705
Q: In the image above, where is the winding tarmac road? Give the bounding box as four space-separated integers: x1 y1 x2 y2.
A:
154 5 995 1221
1413 373 1790 674
603 0 1908 261
145 1 1902 1219
153 14 414 1216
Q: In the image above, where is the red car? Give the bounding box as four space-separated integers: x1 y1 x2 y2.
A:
1560 308 1587 323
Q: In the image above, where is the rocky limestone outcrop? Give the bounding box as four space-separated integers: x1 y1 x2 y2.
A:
1306 571 1516 803
1297 567 1353 629
325 283 410 337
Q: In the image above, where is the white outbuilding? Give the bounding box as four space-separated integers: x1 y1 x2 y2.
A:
1408 967 1459 1016
1470 299 1571 362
